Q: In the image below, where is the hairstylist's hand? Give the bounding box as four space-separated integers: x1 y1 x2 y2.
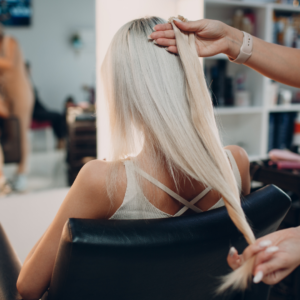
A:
227 227 300 285
150 19 243 60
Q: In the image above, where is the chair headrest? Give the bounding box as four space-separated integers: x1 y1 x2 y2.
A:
64 184 291 247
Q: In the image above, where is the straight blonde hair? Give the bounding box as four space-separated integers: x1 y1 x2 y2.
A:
101 16 256 292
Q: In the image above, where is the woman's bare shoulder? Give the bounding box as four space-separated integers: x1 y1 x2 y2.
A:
79 159 125 185
80 159 110 180
225 145 249 167
73 159 125 218
224 145 250 195
5 36 18 48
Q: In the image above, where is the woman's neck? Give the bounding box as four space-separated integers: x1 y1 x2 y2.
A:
135 140 166 168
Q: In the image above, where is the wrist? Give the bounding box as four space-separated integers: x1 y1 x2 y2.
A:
224 25 243 60
295 226 300 237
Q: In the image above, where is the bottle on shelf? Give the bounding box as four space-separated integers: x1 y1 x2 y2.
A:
293 112 300 153
233 9 243 31
232 9 255 35
210 60 227 107
268 81 279 106
234 73 250 107
224 77 234 106
273 12 300 49
278 89 293 105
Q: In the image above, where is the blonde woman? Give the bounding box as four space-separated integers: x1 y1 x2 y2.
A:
17 17 254 299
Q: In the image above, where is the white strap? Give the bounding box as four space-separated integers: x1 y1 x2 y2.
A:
133 149 241 216
134 167 203 214
229 31 253 64
173 187 212 217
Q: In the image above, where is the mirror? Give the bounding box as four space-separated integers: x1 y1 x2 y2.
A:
0 0 96 193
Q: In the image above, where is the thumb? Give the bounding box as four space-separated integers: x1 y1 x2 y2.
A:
173 19 206 32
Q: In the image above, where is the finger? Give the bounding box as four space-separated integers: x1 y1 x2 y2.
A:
173 19 207 32
155 38 176 47
262 269 292 285
242 240 273 261
153 23 173 31
254 246 279 268
253 258 287 284
166 46 178 54
227 247 242 270
150 30 175 40
227 254 242 270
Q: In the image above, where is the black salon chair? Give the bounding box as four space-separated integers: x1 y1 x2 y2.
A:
0 185 291 300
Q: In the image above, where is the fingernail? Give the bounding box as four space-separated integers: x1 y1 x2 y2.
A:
253 271 263 284
153 27 156 32
153 40 158 45
173 18 183 23
265 246 279 253
259 240 272 249
229 247 237 257
148 35 153 40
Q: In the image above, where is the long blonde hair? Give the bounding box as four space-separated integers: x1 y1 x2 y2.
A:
101 16 256 291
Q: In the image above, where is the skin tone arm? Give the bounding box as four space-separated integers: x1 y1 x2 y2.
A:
227 227 300 285
16 160 114 300
0 58 12 70
150 19 300 88
0 93 9 118
0 37 14 70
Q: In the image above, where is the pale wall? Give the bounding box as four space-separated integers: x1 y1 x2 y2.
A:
5 0 95 112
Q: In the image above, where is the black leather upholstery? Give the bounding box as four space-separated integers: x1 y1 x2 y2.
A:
46 185 291 300
0 224 22 300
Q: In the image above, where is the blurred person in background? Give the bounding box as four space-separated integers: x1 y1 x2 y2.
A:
26 62 66 149
0 93 11 195
0 24 33 192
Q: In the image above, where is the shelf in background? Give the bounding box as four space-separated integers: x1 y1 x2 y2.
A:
248 153 268 162
268 104 300 113
204 0 266 9
248 154 263 162
204 53 228 60
205 0 300 11
269 3 300 12
214 106 263 115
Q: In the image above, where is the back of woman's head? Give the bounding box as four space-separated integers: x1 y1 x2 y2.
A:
101 16 256 292
102 17 191 162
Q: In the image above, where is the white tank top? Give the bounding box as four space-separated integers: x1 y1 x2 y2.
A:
110 150 242 220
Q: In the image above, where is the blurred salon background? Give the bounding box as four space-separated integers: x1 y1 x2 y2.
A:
1 1 300 299
2 0 300 194
0 0 96 193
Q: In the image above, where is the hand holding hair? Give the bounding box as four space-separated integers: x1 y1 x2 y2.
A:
151 16 300 88
150 18 243 60
227 227 300 285
152 15 300 291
